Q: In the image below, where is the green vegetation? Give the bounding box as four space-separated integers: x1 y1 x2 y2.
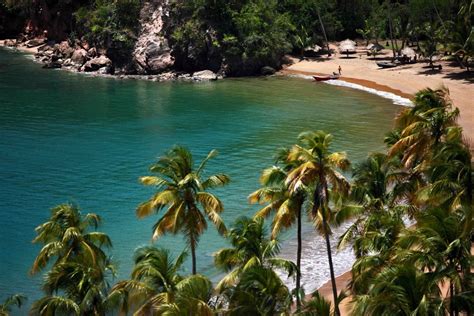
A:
2 87 467 315
1 0 472 73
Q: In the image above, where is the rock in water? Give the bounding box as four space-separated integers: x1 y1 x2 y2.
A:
3 39 17 47
192 70 218 81
132 0 174 74
82 55 113 72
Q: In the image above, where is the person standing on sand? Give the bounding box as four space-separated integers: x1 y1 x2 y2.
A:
338 65 342 75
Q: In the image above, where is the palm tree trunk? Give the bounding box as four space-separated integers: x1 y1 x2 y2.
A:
319 179 340 316
387 6 396 59
317 7 331 57
323 216 340 316
191 237 197 275
296 204 302 308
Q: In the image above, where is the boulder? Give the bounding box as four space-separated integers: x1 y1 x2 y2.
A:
26 38 46 48
82 55 112 72
261 66 276 76
87 47 98 58
42 62 62 69
58 41 75 58
71 49 88 66
3 39 17 47
192 70 218 81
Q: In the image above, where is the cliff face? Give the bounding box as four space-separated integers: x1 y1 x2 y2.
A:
132 0 174 74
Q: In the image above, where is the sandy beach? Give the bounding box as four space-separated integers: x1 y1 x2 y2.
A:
282 44 473 142
286 44 473 314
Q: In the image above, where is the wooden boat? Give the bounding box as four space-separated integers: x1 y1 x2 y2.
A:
313 74 340 81
376 61 398 68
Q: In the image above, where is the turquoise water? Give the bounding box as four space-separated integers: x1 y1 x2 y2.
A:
0 48 400 305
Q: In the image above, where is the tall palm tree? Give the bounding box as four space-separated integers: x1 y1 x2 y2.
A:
0 295 26 316
285 131 351 316
30 203 114 316
136 146 230 274
249 156 307 307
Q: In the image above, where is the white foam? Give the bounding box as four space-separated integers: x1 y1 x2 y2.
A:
290 74 414 107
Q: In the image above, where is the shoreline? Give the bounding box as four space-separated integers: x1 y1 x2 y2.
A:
282 48 473 142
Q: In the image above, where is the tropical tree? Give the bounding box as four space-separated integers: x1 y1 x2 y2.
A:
388 88 459 169
284 131 351 316
249 151 307 307
0 295 26 316
352 264 443 316
214 216 296 315
108 246 187 315
136 146 230 274
153 274 215 315
30 203 114 316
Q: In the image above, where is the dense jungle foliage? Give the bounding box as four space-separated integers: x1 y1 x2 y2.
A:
0 0 472 75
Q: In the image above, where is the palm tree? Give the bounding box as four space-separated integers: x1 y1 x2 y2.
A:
249 154 307 307
31 203 112 275
352 264 443 316
30 203 114 316
214 216 296 290
154 274 215 315
388 88 459 168
214 216 296 315
284 131 351 316
136 145 230 275
108 246 187 314
0 295 26 316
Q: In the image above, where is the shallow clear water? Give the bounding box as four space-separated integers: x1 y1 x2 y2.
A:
0 48 400 305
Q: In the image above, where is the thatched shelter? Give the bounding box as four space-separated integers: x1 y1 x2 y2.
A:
339 39 356 55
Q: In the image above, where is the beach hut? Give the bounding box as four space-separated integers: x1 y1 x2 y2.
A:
304 44 322 57
339 39 356 56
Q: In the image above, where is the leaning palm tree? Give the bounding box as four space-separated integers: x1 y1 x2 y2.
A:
0 295 26 316
388 88 459 168
249 153 307 307
136 146 230 274
108 246 187 315
285 131 351 316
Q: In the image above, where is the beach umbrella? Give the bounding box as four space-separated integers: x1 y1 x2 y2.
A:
339 39 356 53
401 47 416 57
367 43 383 52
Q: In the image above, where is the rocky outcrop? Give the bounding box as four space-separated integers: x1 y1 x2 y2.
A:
132 0 174 74
82 55 113 73
192 70 218 81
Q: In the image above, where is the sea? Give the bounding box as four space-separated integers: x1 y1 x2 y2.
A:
0 48 404 311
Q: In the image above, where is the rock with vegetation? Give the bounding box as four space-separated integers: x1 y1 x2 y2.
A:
132 0 174 74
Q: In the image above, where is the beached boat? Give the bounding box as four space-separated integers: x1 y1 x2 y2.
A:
376 61 398 68
313 75 340 81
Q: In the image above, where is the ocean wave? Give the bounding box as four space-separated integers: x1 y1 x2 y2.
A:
289 74 414 107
